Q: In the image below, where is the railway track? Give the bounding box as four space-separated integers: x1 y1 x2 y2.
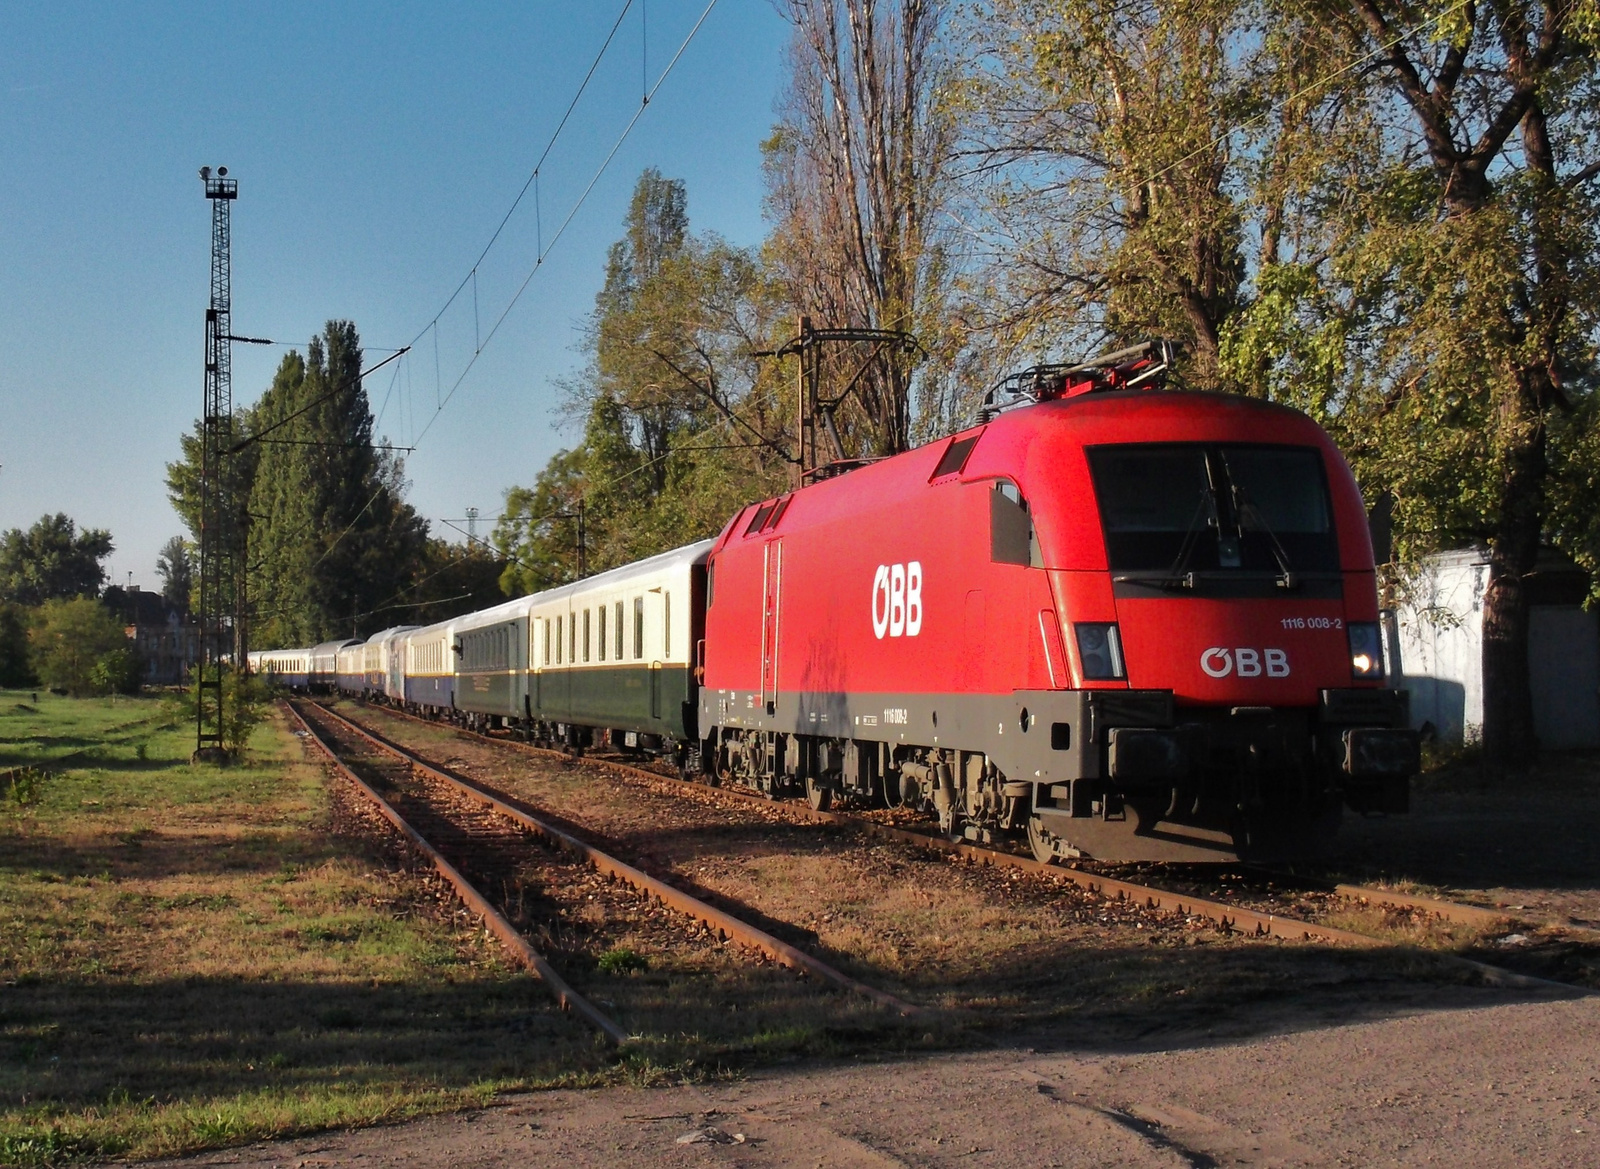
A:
331 698 1588 994
288 700 918 1048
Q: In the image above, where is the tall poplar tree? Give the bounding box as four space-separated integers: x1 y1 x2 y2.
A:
247 321 428 645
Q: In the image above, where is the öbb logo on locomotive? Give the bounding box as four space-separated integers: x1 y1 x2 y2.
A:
1200 647 1291 678
871 562 923 639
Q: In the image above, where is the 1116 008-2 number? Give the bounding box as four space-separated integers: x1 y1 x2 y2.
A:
1280 616 1343 631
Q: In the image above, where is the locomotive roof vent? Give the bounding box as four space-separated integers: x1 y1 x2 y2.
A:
978 338 1175 421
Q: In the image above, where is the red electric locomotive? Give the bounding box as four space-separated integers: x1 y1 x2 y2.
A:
698 343 1418 862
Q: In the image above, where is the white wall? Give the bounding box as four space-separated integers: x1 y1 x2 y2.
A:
1389 548 1600 749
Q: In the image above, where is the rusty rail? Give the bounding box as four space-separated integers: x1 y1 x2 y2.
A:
1329 883 1510 930
285 701 630 1044
345 700 1589 995
305 701 920 1017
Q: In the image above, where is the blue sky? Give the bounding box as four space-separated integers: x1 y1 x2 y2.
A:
0 1 789 590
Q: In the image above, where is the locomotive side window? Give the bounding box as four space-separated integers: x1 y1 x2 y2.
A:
633 596 645 659
991 481 1041 567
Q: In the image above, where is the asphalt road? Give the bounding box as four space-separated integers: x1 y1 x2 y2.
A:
144 985 1600 1168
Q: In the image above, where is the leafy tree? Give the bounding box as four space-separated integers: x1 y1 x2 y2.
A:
170 321 431 647
496 173 791 588
957 0 1309 388
0 514 114 605
156 536 194 613
0 603 34 688
1217 0 1600 766
765 0 957 454
28 598 130 696
89 646 142 696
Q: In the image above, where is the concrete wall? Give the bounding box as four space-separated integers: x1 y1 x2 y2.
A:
1388 549 1600 749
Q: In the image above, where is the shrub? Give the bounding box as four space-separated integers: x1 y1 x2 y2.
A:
28 599 128 696
170 666 271 756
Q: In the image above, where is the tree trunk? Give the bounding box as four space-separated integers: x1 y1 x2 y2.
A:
1480 407 1546 770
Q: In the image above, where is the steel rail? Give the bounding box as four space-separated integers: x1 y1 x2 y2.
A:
285 701 630 1044
344 700 1588 994
305 701 921 1017
1328 883 1510 930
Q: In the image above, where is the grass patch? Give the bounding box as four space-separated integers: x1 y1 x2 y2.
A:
0 691 607 1162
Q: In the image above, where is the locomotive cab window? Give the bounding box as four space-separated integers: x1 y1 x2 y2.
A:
1087 443 1338 576
991 481 1041 567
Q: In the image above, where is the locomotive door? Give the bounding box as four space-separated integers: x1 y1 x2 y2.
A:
759 539 782 715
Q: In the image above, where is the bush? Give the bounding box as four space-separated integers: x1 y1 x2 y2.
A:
28 599 129 696
170 666 271 756
0 602 32 688
90 645 142 695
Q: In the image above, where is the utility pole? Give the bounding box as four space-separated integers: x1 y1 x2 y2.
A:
770 317 922 483
465 507 479 546
194 166 237 760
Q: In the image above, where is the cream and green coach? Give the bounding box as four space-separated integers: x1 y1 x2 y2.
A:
439 540 711 749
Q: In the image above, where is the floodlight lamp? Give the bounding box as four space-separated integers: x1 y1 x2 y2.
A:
217 166 227 176
200 166 211 179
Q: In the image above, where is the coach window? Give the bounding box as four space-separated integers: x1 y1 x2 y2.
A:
569 613 577 663
614 601 624 659
633 596 645 659
597 605 607 661
542 619 550 666
555 616 563 665
583 609 591 663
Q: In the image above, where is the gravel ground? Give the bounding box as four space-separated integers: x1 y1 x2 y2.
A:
135 985 1599 1168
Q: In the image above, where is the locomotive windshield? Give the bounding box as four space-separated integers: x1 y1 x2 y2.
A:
1087 443 1339 577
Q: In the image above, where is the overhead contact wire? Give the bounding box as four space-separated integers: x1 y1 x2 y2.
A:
412 0 721 446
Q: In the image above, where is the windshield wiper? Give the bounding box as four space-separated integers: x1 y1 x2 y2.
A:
1161 490 1218 589
1232 486 1299 589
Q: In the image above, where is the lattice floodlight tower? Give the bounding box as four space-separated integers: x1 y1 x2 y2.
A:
195 165 238 761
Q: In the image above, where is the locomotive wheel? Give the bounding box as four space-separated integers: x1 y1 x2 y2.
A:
805 774 832 811
1026 815 1058 866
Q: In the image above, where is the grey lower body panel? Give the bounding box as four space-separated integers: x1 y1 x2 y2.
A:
702 685 1413 862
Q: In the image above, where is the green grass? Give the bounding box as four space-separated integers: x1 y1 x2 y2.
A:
0 691 608 1163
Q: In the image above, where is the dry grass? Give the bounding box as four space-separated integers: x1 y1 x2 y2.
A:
341 704 1506 1031
0 693 608 1164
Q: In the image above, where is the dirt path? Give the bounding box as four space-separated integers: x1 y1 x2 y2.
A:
139 986 1598 1168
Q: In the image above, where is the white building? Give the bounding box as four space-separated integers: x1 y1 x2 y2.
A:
1386 548 1599 748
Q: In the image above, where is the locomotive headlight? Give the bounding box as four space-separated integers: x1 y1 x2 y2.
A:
1075 622 1126 681
1348 622 1383 679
